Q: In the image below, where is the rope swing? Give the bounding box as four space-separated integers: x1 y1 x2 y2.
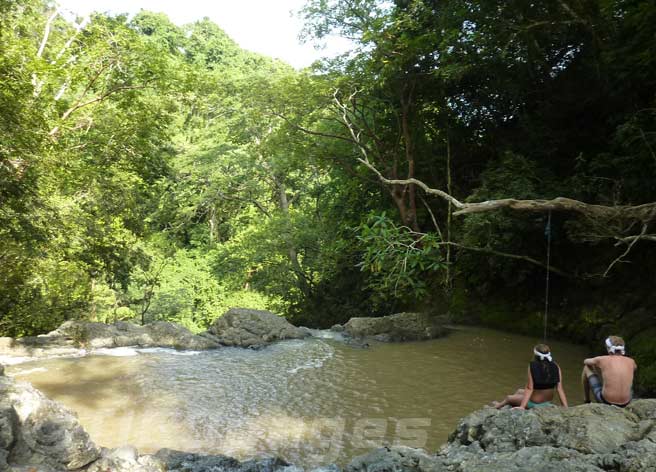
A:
543 210 552 343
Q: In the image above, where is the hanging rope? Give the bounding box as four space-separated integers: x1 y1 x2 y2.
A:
543 210 552 343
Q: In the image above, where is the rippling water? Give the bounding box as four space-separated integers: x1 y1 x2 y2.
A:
6 327 588 467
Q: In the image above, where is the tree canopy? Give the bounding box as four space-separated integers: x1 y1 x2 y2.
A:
2 0 655 390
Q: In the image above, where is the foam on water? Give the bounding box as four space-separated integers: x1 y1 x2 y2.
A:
306 328 347 341
0 350 87 365
137 347 202 356
287 345 335 374
9 366 48 375
93 347 139 357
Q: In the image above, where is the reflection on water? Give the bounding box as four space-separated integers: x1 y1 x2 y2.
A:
6 327 588 467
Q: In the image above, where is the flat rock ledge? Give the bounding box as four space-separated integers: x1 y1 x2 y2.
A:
336 312 450 342
0 320 220 359
0 308 313 360
2 368 656 471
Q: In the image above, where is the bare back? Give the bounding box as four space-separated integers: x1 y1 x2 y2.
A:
592 355 636 404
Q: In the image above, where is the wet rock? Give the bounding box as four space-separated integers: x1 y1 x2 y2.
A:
154 449 299 471
330 324 344 332
343 312 450 342
345 446 445 471
206 308 310 348
86 446 165 472
0 406 17 471
0 376 100 470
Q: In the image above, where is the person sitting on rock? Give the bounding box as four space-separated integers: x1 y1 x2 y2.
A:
492 343 568 409
582 335 637 407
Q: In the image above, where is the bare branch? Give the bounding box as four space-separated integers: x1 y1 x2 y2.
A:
356 157 465 208
37 9 59 58
355 160 656 224
438 242 571 277
216 190 271 218
615 234 656 245
49 83 151 136
53 16 89 63
603 223 648 277
420 196 443 241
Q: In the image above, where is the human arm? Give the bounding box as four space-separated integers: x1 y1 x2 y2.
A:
583 357 600 367
516 366 533 410
556 365 568 407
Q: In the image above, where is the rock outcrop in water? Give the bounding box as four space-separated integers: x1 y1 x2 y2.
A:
338 312 450 342
0 309 313 360
0 320 219 359
1 365 656 471
205 308 311 348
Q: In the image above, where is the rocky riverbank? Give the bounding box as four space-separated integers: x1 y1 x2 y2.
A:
0 310 451 362
0 308 311 360
1 366 655 471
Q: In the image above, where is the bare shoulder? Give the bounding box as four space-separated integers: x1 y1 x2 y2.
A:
585 355 604 366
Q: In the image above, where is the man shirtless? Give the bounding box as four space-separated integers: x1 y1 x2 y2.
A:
582 335 637 407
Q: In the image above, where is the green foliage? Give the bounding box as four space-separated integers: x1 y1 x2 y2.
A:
357 213 443 306
2 1 656 395
123 248 275 333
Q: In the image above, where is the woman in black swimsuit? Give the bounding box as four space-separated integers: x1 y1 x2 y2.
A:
492 343 569 409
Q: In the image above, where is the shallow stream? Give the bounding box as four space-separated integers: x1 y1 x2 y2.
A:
6 327 588 467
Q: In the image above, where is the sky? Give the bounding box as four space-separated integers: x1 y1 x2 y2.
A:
55 0 351 69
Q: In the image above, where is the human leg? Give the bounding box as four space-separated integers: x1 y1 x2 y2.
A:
582 366 603 403
493 388 525 409
582 365 592 402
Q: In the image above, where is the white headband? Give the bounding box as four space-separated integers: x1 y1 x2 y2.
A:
606 337 625 354
534 348 553 362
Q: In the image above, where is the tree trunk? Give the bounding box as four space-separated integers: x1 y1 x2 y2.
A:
276 179 312 299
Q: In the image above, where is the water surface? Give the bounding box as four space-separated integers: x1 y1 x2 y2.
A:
7 327 588 467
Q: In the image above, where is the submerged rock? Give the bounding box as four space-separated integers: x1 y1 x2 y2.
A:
206 308 310 348
343 312 450 342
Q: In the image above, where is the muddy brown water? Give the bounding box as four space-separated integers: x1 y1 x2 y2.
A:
6 327 588 468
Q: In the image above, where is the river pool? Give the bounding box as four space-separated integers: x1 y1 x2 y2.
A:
6 326 588 467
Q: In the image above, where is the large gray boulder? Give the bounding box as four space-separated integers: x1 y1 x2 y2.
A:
0 375 100 470
51 320 220 351
342 312 450 342
206 308 310 348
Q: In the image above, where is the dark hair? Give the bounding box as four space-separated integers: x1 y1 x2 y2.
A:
532 343 558 386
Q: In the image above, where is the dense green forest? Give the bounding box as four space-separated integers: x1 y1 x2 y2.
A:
2 1 655 388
